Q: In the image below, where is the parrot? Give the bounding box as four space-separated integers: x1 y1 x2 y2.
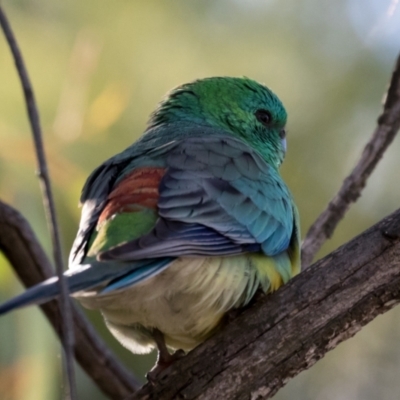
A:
0 76 300 377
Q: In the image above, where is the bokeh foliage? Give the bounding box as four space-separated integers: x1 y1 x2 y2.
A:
0 1 399 399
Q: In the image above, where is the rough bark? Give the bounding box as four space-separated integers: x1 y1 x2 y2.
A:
130 207 400 400
1 4 399 395
0 200 139 399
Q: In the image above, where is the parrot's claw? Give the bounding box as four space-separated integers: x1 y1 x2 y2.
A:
146 349 186 383
146 329 186 383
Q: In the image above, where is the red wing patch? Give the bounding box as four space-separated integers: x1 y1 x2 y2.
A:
98 167 166 224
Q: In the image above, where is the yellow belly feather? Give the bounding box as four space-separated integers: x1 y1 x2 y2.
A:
77 253 294 353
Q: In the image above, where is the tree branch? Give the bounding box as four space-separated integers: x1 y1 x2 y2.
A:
0 200 140 399
0 5 76 397
130 208 400 400
2 4 400 397
301 52 400 267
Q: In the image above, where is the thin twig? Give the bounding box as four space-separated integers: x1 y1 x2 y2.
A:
0 5 77 398
0 200 140 399
301 52 400 267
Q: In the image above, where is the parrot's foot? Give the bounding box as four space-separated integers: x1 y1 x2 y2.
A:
146 329 186 383
146 349 186 383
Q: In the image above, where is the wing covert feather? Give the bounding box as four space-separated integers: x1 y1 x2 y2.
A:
100 136 295 261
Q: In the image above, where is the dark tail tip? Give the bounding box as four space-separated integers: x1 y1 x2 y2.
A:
0 276 59 315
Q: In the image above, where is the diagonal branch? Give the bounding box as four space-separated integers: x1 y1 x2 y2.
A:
0 5 76 397
0 200 140 399
130 207 400 400
1 4 399 398
301 52 400 267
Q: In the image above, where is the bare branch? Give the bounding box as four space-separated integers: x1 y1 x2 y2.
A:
2 4 400 398
130 208 400 400
301 52 400 267
0 5 76 397
0 200 140 399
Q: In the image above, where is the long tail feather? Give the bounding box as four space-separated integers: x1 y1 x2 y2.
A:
0 276 61 314
0 257 174 315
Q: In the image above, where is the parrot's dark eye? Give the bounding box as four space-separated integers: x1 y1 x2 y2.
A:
255 109 272 126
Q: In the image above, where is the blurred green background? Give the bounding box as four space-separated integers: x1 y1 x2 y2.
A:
0 0 399 399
